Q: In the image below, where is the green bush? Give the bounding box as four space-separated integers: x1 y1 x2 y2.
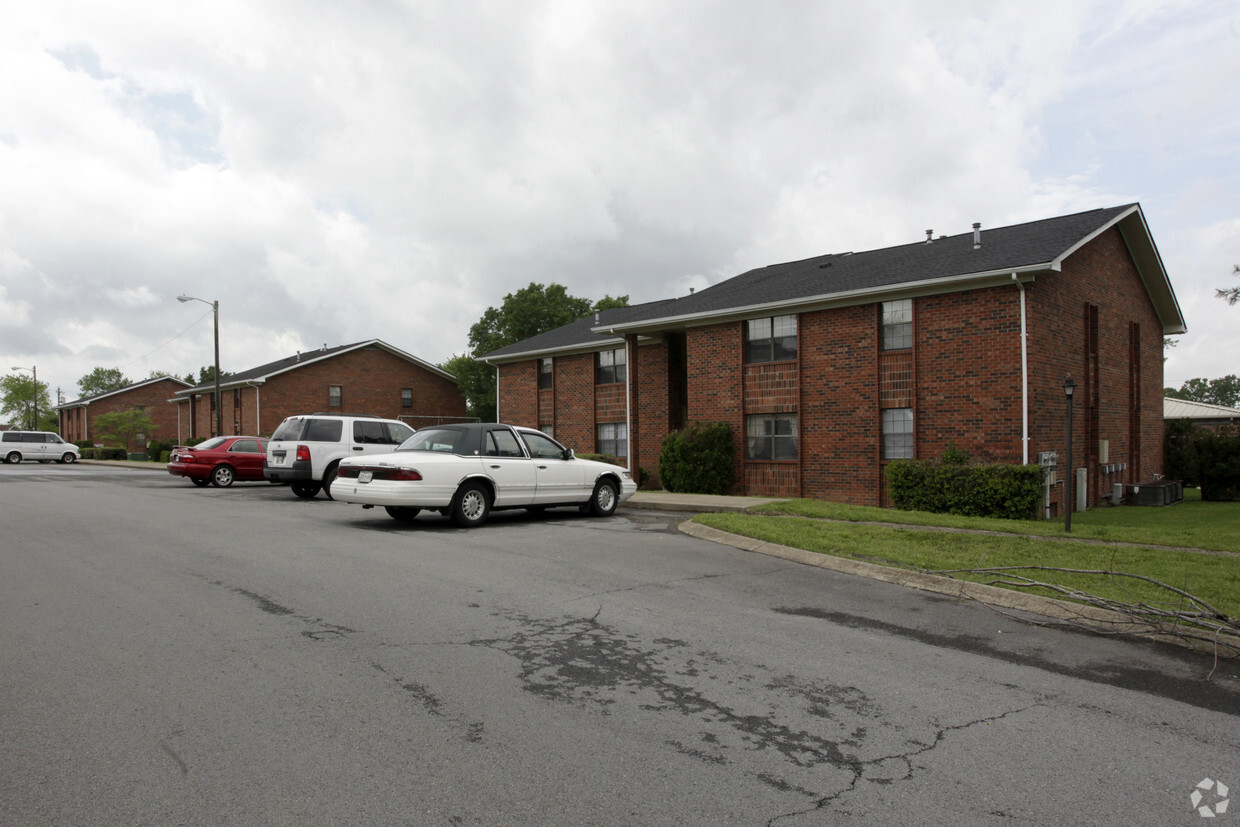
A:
658 421 735 495
159 450 172 463
146 439 172 462
887 459 1045 520
1164 419 1200 486
1196 425 1240 502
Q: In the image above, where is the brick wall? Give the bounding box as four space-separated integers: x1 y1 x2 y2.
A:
1024 226 1165 512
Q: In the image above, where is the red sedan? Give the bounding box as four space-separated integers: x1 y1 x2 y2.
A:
168 436 270 487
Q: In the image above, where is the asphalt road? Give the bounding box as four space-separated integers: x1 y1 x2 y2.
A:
2 463 1237 825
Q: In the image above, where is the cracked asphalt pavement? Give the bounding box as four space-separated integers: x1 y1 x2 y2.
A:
3 465 1237 824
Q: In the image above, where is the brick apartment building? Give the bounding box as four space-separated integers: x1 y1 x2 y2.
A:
482 204 1186 513
58 376 193 450
173 339 467 441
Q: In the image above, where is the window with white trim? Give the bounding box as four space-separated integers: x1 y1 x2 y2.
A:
882 408 914 459
882 300 913 350
746 413 798 460
538 358 553 389
745 315 797 363
596 348 626 384
596 422 627 457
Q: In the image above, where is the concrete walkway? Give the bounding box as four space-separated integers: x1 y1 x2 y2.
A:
625 490 781 513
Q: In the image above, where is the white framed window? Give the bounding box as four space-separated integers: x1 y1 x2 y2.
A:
401 388 412 408
596 422 627 457
539 357 553 389
745 315 798 363
882 300 913 350
596 348 626 384
746 414 798 460
882 408 914 459
329 385 342 407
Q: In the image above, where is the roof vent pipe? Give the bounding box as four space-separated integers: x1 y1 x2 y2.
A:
594 311 600 323
925 229 934 244
973 222 982 249
689 287 695 294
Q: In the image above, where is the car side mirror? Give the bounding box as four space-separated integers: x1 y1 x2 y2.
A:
565 448 575 460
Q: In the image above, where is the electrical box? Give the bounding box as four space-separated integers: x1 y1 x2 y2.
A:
1098 439 1109 464
1037 451 1058 467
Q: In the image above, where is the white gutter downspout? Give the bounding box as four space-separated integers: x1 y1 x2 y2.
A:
1012 273 1029 464
625 338 633 472
493 364 500 422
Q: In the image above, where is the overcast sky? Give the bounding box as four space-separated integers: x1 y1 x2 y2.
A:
2 1 1237 405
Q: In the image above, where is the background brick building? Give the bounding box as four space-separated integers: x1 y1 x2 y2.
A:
58 376 193 450
484 204 1185 514
174 340 467 441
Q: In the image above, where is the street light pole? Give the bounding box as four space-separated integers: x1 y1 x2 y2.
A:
11 365 37 430
178 295 222 436
1063 374 1076 533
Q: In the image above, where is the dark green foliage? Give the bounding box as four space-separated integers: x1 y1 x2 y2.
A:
658 421 735 495
146 439 173 462
1165 422 1240 500
159 451 171 463
1196 426 1240 501
887 460 1045 520
1164 419 1201 486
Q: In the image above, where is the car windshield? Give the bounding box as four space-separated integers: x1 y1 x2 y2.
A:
397 428 464 453
194 437 229 450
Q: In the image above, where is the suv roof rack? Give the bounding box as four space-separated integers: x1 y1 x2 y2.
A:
307 412 384 418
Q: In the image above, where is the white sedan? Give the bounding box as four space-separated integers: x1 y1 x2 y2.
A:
332 423 637 528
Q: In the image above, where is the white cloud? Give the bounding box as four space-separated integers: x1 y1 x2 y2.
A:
1 0 1237 400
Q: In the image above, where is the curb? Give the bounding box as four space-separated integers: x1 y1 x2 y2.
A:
678 520 1240 659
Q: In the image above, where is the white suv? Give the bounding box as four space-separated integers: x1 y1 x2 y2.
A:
264 413 415 499
2 431 81 464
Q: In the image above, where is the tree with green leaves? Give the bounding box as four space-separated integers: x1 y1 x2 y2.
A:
1 372 54 430
1164 375 1240 408
93 408 157 453
446 283 628 421
77 367 130 397
1217 264 1239 305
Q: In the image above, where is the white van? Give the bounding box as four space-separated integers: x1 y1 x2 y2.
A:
2 431 81 464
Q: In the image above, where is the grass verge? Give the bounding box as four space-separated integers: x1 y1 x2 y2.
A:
748 487 1240 553
695 496 1240 622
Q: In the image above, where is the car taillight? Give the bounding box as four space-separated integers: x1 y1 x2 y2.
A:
178 454 194 463
394 469 423 481
296 445 311 461
336 465 357 478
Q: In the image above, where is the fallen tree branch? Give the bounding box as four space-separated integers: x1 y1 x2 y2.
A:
923 564 1240 661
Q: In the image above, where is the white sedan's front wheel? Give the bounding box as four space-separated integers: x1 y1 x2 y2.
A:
588 479 619 517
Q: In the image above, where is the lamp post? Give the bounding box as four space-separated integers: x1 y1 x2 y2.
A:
1063 374 1076 533
178 295 222 436
11 365 37 430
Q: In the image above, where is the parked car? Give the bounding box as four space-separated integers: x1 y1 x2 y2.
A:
1 431 80 464
168 436 270 487
264 413 416 499
332 422 637 528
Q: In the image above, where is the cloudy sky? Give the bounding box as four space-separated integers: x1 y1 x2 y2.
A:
2 0 1237 405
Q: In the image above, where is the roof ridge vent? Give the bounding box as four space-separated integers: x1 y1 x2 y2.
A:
925 229 934 244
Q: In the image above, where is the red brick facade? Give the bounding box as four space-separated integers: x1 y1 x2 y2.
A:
58 377 190 451
494 226 1169 513
180 343 466 441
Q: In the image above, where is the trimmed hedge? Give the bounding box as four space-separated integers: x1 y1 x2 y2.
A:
658 421 735 495
887 459 1045 520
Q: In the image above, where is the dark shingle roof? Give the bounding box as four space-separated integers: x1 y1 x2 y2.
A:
483 203 1184 361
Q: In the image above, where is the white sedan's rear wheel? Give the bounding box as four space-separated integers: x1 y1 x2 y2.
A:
451 481 491 528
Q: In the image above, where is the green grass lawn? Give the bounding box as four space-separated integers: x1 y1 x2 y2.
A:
696 489 1240 623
